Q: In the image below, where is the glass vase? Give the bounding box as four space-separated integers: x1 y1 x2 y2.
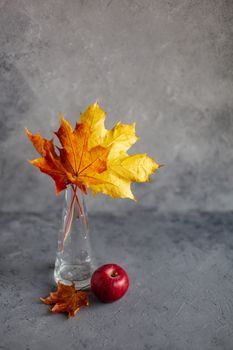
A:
54 185 94 289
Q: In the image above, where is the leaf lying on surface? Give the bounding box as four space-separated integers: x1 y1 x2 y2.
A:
26 102 161 199
40 282 89 318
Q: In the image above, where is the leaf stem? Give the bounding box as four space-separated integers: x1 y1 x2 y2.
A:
61 185 77 251
61 184 89 252
71 184 89 229
71 184 83 216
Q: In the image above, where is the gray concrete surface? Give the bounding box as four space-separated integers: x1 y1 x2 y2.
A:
1 1 233 349
1 209 233 350
0 0 233 214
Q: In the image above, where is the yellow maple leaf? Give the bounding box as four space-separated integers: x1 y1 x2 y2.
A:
80 102 160 200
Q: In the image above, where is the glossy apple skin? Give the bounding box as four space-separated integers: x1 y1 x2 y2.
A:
91 264 129 303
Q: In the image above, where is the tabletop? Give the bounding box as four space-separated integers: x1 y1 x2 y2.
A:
1 209 233 350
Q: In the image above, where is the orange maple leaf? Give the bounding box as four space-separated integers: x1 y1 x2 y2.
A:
40 282 89 318
25 116 110 194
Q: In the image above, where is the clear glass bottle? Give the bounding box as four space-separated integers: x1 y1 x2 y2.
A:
54 185 94 289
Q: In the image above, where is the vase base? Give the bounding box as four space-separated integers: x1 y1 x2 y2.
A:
54 262 93 290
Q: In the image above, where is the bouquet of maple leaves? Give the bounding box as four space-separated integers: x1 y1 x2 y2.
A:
26 102 160 317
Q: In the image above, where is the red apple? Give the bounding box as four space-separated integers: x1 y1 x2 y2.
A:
91 263 129 303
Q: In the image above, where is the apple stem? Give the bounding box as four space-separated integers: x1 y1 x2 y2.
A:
111 271 119 277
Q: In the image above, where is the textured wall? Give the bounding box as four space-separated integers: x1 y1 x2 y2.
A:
0 0 233 214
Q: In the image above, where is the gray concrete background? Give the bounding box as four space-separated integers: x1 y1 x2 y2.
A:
1 2 233 350
1 0 233 214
